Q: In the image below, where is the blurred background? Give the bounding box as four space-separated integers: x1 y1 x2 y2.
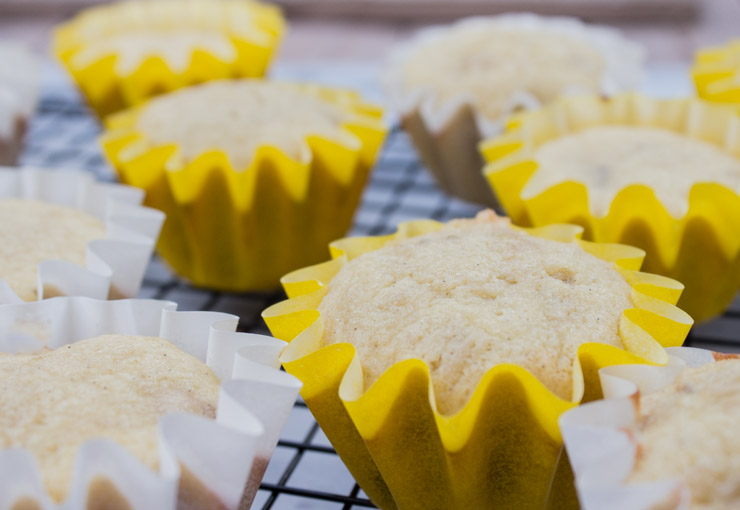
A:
0 0 736 61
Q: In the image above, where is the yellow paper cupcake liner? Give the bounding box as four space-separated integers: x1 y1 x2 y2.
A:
692 40 740 110
100 84 386 291
481 93 740 322
53 0 285 118
262 218 692 510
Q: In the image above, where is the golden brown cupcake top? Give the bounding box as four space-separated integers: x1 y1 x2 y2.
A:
0 334 220 502
523 126 740 218
401 27 604 121
318 213 632 414
0 199 106 301
136 80 348 169
629 358 740 510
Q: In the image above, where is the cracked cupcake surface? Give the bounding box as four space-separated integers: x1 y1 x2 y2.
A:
401 27 604 121
136 80 348 168
318 214 633 414
523 125 740 218
0 199 106 301
0 334 220 502
629 358 740 510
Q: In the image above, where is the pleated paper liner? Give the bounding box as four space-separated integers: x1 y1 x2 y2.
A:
0 43 41 165
0 167 164 304
383 13 644 206
692 39 740 111
101 83 386 292
53 0 285 118
0 297 301 509
481 94 740 322
262 218 692 510
560 347 738 510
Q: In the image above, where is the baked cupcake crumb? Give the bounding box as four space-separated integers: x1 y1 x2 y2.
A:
0 199 106 301
0 334 220 502
524 125 740 218
629 358 740 510
319 211 632 414
136 80 348 168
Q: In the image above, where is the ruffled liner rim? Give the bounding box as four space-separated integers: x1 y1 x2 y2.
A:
262 214 692 450
0 167 164 304
383 13 645 139
560 347 739 510
692 39 740 107
100 82 387 205
53 0 285 73
0 297 302 509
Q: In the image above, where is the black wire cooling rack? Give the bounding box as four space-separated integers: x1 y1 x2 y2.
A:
19 70 740 510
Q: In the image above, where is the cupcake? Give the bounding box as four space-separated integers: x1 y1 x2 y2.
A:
384 14 644 206
0 42 41 165
0 167 163 303
561 347 740 510
692 39 740 111
0 296 301 508
53 0 285 118
262 210 691 510
481 93 740 322
101 79 386 291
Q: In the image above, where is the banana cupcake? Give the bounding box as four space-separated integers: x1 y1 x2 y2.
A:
102 79 386 291
0 168 163 303
0 297 301 509
692 39 740 111
53 0 284 117
0 42 40 165
561 348 740 510
482 94 740 321
384 14 643 205
263 210 691 510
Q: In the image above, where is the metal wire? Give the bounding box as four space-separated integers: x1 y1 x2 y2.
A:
21 85 740 510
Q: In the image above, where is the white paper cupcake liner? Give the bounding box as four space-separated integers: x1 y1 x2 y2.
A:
559 346 731 510
0 167 164 304
0 296 302 509
383 13 645 205
0 42 41 166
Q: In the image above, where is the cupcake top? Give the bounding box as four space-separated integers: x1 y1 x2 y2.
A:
628 357 740 510
318 212 632 414
136 80 349 169
0 334 220 502
522 126 740 218
0 199 106 301
400 26 604 121
63 0 278 74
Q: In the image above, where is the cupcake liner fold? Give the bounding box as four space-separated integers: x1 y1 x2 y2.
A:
262 219 691 510
560 347 735 510
0 43 41 165
0 167 164 304
481 93 740 322
692 40 740 111
0 297 301 509
101 85 386 291
383 13 644 206
53 0 285 118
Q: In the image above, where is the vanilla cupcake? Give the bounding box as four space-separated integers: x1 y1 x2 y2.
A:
0 42 40 165
482 94 740 321
263 211 691 510
693 39 740 111
384 14 643 205
0 168 163 303
101 79 386 291
53 0 284 117
0 297 301 509
561 348 740 510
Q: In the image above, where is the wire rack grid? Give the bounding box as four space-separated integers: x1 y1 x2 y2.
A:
20 65 740 510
